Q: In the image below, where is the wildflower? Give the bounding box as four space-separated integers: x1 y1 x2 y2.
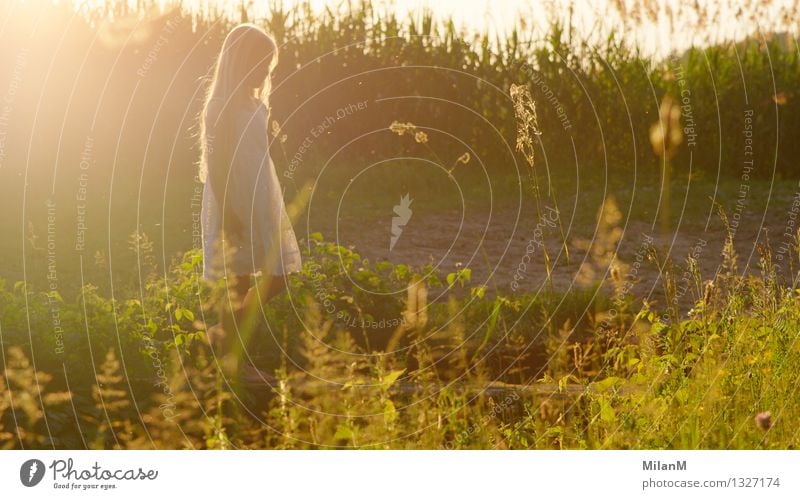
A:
772 92 788 105
755 411 773 431
389 121 415 136
414 131 428 144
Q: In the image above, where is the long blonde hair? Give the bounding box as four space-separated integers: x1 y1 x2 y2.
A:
198 23 278 183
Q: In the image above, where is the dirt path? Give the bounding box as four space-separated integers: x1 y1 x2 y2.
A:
311 190 800 309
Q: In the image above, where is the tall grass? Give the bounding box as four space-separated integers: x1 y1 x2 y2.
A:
2 223 799 448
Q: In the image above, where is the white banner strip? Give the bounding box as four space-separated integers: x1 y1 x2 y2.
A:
1 450 797 498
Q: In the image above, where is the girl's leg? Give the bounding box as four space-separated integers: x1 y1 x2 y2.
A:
236 274 289 385
231 274 253 308
208 274 251 357
241 273 287 309
218 274 287 355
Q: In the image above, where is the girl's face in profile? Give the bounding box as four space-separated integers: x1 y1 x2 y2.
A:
246 57 271 90
242 32 276 92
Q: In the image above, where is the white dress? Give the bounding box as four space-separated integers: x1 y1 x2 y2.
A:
201 99 301 280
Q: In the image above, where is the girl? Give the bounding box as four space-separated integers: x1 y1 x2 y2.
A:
198 24 301 369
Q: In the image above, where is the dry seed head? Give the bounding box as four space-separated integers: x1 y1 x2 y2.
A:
703 280 715 306
510 83 542 169
610 264 621 284
650 94 683 159
755 411 773 431
539 400 559 423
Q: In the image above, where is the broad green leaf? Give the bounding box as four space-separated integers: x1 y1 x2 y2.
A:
181 309 195 321
592 376 621 393
382 369 406 389
471 285 487 299
334 424 353 441
599 398 615 423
